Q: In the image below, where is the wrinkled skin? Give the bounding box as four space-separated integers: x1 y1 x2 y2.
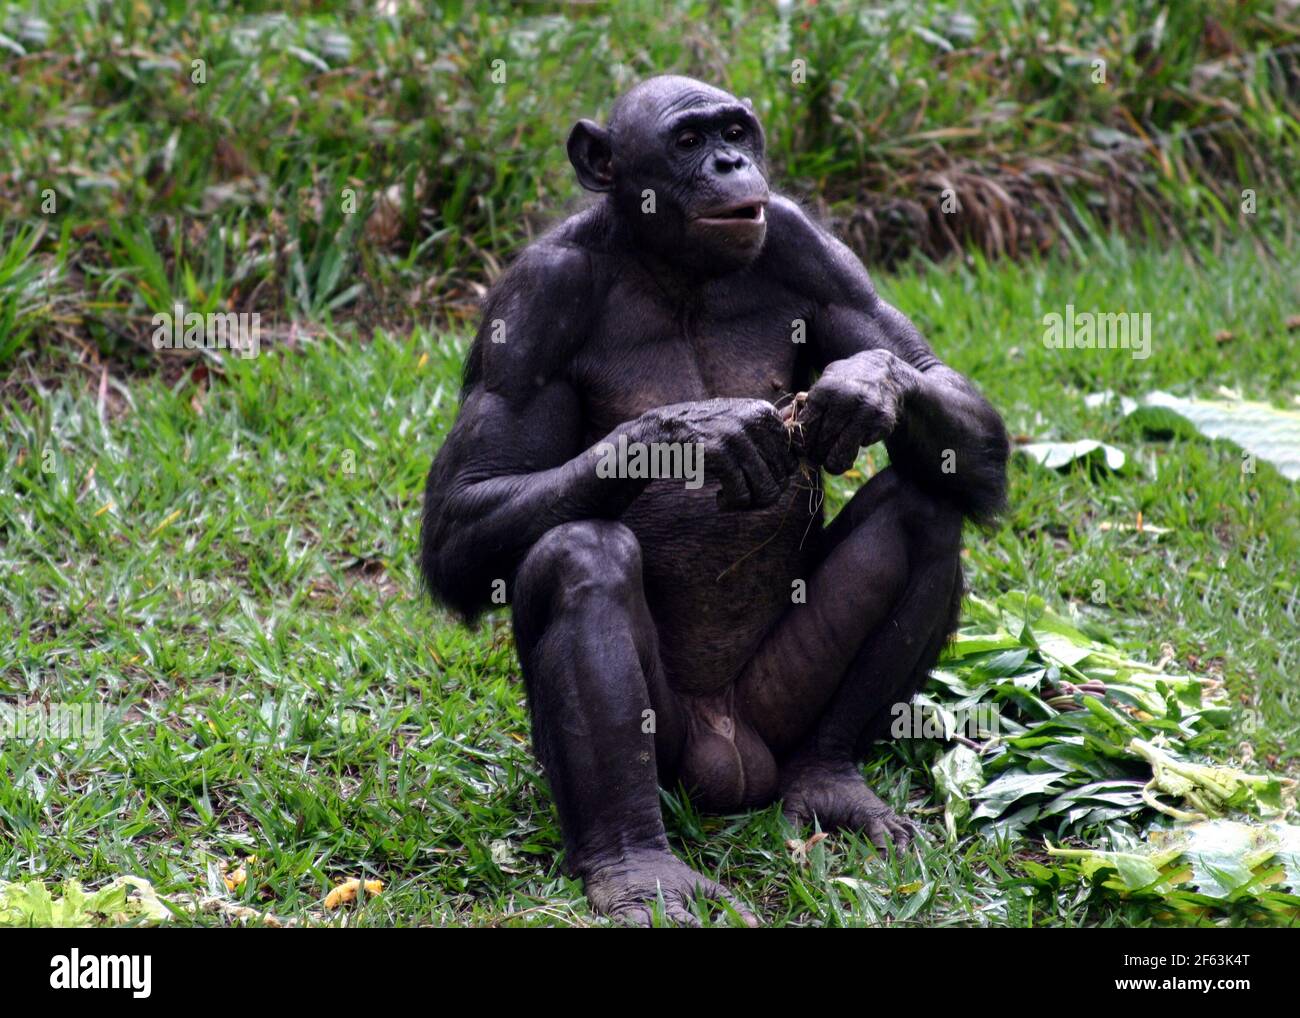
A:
421 75 1009 926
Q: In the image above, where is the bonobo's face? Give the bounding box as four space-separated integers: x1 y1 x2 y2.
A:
567 76 770 276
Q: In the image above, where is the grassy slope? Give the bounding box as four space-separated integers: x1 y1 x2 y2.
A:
3 237 1296 926
2 0 1297 349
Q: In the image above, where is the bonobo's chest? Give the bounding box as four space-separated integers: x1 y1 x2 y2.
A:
571 264 815 442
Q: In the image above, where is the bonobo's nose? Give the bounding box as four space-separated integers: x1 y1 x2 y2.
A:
714 150 748 173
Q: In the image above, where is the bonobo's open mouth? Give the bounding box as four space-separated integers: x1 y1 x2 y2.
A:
693 200 768 226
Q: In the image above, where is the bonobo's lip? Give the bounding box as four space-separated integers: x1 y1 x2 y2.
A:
691 200 768 227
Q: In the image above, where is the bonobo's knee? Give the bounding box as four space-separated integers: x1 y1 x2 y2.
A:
514 520 643 612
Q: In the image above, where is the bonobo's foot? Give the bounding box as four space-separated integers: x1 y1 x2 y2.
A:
780 756 919 853
581 849 759 927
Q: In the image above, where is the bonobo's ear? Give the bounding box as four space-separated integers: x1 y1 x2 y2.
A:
567 119 614 192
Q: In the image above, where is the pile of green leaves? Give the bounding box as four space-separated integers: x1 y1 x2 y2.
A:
0 876 172 928
1038 820 1300 923
925 593 1286 843
922 593 1295 919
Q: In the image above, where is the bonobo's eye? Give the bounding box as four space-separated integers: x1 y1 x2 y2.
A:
723 123 746 143
676 130 703 150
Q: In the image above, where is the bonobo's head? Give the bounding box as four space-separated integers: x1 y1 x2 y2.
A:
567 75 770 276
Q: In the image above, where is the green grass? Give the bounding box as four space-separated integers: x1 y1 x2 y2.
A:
2 236 1296 926
2 0 1297 926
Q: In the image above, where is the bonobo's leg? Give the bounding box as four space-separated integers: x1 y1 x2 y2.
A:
511 519 757 926
736 467 963 850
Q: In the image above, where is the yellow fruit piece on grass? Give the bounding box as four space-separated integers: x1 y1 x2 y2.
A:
324 878 384 909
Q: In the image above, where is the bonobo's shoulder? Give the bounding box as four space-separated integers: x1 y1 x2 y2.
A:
489 205 613 303
760 194 877 305
464 210 612 394
763 194 824 242
497 230 593 297
481 228 594 339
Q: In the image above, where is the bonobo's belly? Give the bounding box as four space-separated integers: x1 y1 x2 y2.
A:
619 475 819 694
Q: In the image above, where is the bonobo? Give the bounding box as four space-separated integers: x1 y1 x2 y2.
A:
421 75 1009 925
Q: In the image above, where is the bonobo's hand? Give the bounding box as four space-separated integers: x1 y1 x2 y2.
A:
799 349 919 475
632 397 797 509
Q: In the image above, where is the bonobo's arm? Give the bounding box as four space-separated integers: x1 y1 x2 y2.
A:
770 198 1009 522
420 243 651 617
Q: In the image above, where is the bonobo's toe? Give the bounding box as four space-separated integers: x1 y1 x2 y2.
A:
780 756 920 854
864 807 920 853
582 850 759 927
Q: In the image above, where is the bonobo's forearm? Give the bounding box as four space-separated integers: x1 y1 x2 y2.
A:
427 418 654 597
888 364 1009 523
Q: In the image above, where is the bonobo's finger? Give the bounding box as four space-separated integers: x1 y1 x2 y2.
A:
800 388 851 466
863 820 894 854
821 436 863 475
780 799 810 829
735 443 785 507
611 903 655 928
663 902 703 928
748 407 800 484
795 397 828 463
722 428 782 509
823 415 868 475
862 810 917 855
708 447 752 509
755 440 799 493
860 414 894 449
884 812 921 850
